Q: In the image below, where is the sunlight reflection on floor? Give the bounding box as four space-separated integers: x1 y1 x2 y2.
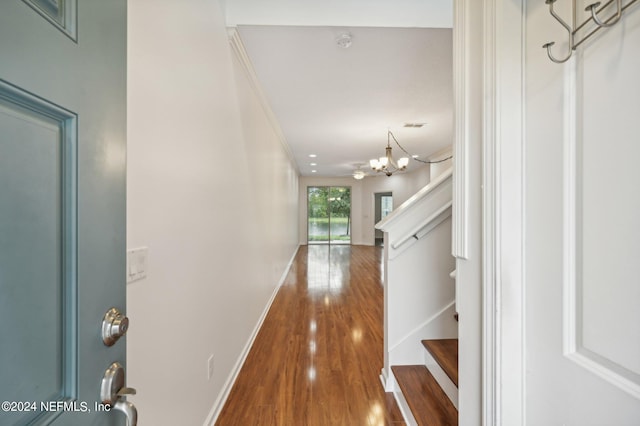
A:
306 244 351 295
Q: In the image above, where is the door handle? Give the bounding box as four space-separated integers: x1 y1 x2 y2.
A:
101 362 138 426
113 400 138 426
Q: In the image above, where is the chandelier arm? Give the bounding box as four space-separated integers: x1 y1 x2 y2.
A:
388 130 453 164
416 155 453 164
388 131 413 157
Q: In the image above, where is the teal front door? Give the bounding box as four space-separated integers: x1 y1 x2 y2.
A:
0 1 128 425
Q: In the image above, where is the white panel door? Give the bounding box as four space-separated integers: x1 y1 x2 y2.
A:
0 1 128 425
524 1 640 424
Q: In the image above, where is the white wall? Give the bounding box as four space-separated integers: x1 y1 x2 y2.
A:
428 147 453 181
127 1 299 425
298 164 431 246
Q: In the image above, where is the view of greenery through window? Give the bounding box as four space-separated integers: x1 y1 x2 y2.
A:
307 186 351 244
381 195 393 219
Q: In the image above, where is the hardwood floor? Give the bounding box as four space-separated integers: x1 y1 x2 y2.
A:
215 245 405 426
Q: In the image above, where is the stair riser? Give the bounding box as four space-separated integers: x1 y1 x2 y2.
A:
425 362 458 409
423 345 458 408
388 371 419 426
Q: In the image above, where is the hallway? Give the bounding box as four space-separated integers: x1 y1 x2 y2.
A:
216 245 405 425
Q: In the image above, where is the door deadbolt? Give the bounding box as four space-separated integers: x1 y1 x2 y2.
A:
102 307 129 346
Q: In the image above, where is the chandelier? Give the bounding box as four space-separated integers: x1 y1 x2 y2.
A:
352 170 366 180
369 130 409 176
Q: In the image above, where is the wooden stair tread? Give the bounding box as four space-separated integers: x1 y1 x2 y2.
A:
422 339 458 387
391 365 458 426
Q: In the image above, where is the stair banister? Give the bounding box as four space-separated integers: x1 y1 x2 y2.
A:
375 166 456 397
391 201 453 250
376 167 453 232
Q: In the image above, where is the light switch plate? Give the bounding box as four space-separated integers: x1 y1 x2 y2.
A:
126 247 148 284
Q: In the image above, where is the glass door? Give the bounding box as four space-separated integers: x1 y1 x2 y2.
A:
308 187 329 243
307 186 351 244
328 187 351 244
374 192 393 246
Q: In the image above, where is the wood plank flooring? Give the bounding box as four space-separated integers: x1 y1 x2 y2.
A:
215 245 405 426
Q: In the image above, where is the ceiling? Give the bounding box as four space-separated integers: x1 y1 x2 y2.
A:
226 1 453 178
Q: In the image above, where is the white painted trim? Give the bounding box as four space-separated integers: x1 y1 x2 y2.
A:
566 351 640 400
481 0 526 425
482 0 498 422
388 300 456 353
452 0 469 260
227 27 300 175
379 367 389 390
203 245 301 426
563 57 579 358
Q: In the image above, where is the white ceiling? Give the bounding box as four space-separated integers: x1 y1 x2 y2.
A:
227 1 453 178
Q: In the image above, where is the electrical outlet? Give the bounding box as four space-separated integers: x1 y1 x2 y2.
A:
207 354 214 380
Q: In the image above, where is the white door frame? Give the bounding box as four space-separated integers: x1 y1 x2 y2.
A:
454 0 526 424
482 1 526 424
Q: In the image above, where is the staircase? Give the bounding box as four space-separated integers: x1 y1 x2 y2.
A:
392 339 458 425
375 168 457 425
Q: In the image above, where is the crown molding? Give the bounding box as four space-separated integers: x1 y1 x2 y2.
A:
227 27 299 175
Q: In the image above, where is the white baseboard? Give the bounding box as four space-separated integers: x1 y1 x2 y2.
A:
380 367 389 390
202 245 301 426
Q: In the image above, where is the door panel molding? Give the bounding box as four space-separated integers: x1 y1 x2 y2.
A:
562 50 640 401
0 79 78 424
22 0 77 41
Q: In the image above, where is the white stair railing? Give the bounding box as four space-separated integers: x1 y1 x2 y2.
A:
376 168 457 391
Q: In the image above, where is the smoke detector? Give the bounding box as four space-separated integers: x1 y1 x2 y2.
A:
335 33 352 49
